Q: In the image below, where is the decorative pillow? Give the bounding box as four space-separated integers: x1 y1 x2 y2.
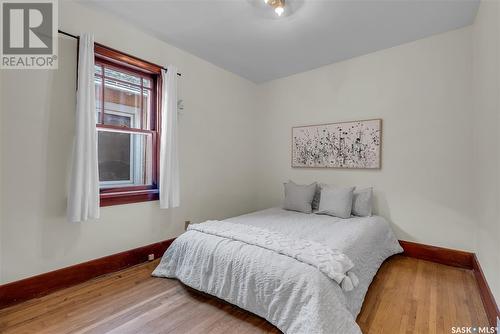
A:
317 186 355 219
352 187 373 217
283 181 317 213
312 183 332 211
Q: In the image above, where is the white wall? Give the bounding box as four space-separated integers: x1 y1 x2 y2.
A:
0 2 259 284
473 0 500 302
255 27 476 251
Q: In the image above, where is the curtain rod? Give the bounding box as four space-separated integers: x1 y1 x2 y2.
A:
58 30 182 77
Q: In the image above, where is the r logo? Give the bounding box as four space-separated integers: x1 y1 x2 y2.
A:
2 2 53 54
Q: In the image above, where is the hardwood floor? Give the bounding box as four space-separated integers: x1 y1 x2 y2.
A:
358 256 488 334
0 255 488 334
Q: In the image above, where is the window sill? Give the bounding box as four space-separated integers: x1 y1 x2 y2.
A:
100 189 159 207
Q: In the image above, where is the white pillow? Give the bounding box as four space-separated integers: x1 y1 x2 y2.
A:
317 186 355 219
312 182 331 211
283 181 317 213
352 187 373 217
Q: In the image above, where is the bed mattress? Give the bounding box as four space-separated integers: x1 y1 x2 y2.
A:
153 208 403 334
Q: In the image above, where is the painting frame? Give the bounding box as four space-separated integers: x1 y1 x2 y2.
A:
291 118 383 169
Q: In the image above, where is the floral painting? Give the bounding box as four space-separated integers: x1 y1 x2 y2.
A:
292 119 382 169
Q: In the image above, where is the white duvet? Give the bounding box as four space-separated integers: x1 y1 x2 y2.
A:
187 220 359 291
153 208 403 334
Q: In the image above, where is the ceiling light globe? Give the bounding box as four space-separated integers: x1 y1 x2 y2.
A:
275 6 284 16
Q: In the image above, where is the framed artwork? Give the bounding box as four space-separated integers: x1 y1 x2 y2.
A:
291 119 382 169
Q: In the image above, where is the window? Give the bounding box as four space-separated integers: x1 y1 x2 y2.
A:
94 45 161 206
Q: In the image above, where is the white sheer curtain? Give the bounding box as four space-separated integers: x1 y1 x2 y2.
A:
67 33 100 223
159 66 180 209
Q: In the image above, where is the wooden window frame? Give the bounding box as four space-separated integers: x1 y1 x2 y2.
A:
94 44 162 207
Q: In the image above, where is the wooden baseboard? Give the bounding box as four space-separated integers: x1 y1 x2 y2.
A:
0 238 175 309
399 240 499 326
472 254 500 327
399 240 474 269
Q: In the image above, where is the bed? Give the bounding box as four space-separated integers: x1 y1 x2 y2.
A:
153 207 403 334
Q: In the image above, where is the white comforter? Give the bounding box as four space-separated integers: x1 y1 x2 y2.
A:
187 220 359 291
153 208 403 334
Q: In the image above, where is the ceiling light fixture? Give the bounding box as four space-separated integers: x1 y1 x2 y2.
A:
264 0 285 16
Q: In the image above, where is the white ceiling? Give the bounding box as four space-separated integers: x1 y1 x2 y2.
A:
82 0 480 83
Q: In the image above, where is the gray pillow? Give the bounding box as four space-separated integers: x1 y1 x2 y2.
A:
283 181 317 213
352 187 373 217
317 186 355 218
312 183 332 211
